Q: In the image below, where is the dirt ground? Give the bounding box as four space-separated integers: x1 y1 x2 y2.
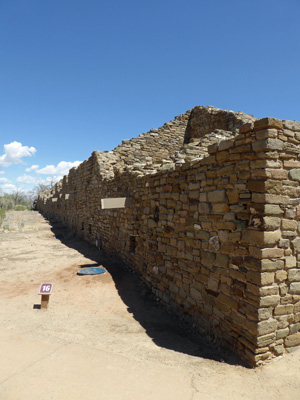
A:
0 211 300 400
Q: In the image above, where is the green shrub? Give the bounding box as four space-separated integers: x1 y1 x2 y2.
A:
13 205 30 211
0 208 6 227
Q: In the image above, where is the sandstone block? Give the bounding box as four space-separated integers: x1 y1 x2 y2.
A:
227 189 239 204
272 344 284 356
212 203 229 213
261 259 284 271
286 256 297 269
263 217 281 230
264 205 284 215
289 169 300 181
260 295 280 307
288 269 300 282
290 282 300 294
285 333 300 347
275 270 287 282
215 253 229 268
266 168 288 179
249 246 284 259
289 323 300 334
294 301 300 313
291 238 300 252
243 229 281 246
254 117 283 131
198 203 211 214
247 271 274 286
190 286 202 302
257 318 278 336
258 308 273 321
207 190 226 203
148 219 157 228
207 278 219 292
252 138 283 152
208 236 220 251
239 122 254 134
274 304 294 316
255 128 278 140
276 328 289 339
282 219 298 231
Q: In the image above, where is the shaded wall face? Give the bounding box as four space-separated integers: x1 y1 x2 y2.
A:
37 116 300 367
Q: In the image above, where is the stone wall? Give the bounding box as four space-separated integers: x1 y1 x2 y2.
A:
36 106 300 366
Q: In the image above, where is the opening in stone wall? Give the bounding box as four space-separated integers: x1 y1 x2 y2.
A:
129 236 136 254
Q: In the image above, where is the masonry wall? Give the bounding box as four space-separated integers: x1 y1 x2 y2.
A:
37 108 300 366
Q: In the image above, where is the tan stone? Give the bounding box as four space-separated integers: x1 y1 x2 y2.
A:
254 117 283 131
243 230 281 246
259 295 280 307
285 333 300 347
257 318 278 336
207 190 226 203
212 203 229 213
227 189 239 204
288 269 300 282
285 256 297 268
247 271 274 286
249 247 284 259
274 305 293 315
282 219 298 231
263 217 281 230
275 270 287 282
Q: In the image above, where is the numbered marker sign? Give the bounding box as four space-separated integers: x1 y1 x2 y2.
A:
39 283 53 295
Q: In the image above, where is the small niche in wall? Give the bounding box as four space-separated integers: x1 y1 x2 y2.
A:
129 236 137 254
81 222 84 231
96 238 102 250
89 224 92 234
154 206 159 222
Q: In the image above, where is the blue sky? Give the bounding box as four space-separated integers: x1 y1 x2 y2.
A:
0 0 299 193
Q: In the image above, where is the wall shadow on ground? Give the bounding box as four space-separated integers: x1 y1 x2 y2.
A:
48 216 248 368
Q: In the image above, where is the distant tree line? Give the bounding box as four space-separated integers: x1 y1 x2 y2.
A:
0 183 52 212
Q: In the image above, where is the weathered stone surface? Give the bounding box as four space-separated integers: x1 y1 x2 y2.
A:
288 269 300 282
276 328 289 339
274 305 293 316
207 190 226 203
263 217 281 230
254 117 283 131
260 295 280 307
257 318 278 336
252 139 283 152
36 104 300 366
289 169 300 181
285 333 300 347
290 283 300 294
286 256 297 269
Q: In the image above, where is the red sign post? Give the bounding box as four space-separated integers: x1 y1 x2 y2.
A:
39 283 53 309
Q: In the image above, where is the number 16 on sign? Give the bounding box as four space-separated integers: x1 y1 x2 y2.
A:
39 283 53 309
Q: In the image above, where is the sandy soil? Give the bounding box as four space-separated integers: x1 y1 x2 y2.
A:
0 210 300 400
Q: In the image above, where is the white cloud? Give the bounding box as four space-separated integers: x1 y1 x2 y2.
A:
36 161 81 175
0 183 17 192
0 177 10 183
0 171 4 174
0 141 36 167
25 164 39 172
16 174 45 185
16 174 64 186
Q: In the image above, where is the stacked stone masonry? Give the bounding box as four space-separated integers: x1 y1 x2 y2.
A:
36 106 300 366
